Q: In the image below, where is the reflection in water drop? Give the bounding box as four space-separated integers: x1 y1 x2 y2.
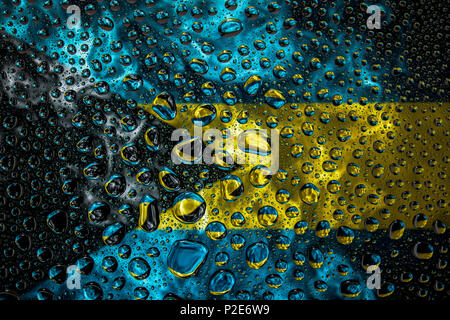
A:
167 240 208 278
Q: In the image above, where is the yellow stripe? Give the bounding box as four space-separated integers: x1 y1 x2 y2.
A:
140 102 449 231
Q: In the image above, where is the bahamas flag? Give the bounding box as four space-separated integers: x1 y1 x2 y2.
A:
0 0 447 301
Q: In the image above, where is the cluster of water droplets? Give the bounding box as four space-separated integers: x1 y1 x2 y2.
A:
0 0 448 300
